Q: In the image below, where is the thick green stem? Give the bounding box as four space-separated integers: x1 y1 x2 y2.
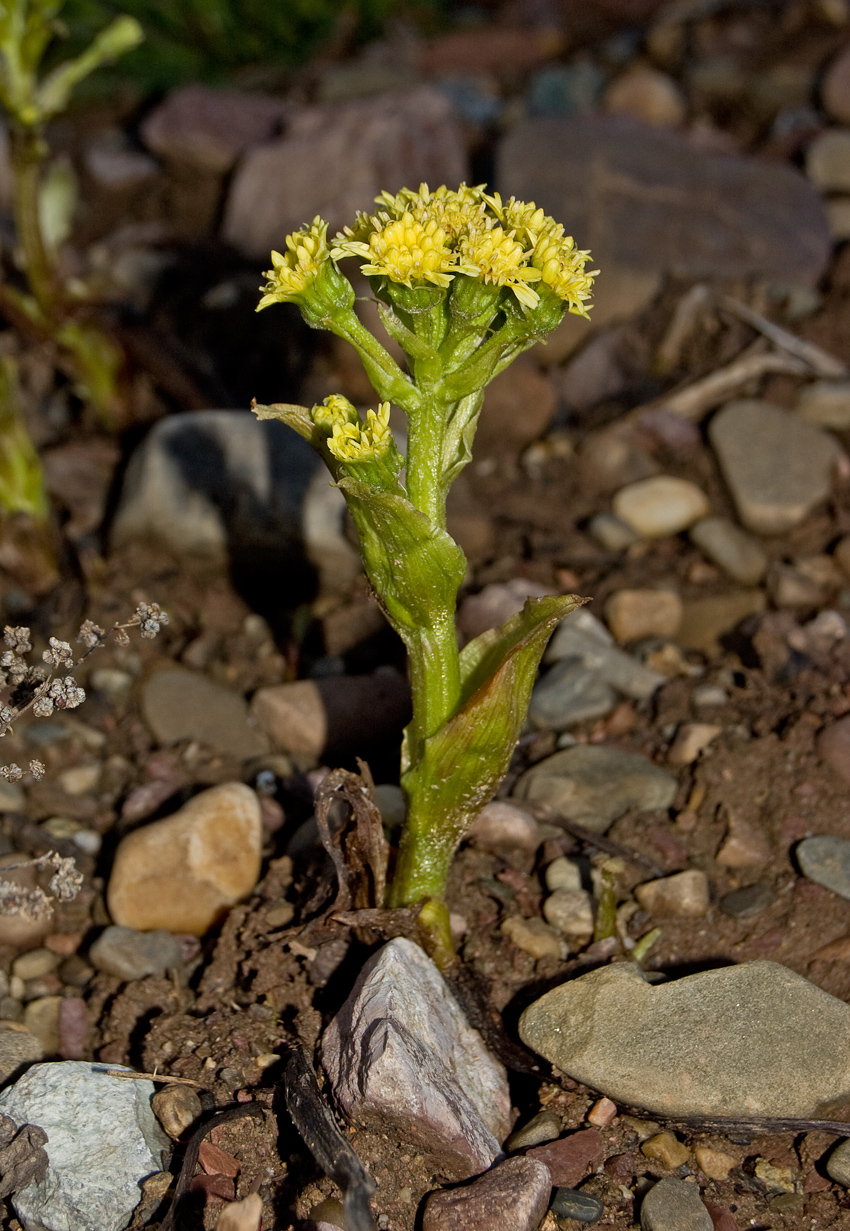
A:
9 129 55 318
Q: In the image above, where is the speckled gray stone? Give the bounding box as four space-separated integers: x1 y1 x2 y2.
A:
797 835 850 900
640 1177 712 1231
513 745 677 832
0 1061 169 1231
519 960 850 1120
529 658 616 729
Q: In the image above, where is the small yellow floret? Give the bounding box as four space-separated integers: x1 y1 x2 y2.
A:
327 402 393 462
333 212 460 288
311 394 359 433
531 223 596 316
257 217 329 309
459 225 542 308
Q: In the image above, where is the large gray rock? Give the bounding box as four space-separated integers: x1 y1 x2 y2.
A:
422 1157 552 1231
528 658 615 729
513 745 677 832
497 113 830 287
141 667 265 759
640 1177 713 1231
0 1062 169 1231
224 88 466 259
89 926 184 982
797 835 850 901
519 960 850 1120
709 400 841 535
544 609 665 701
111 411 360 593
322 938 510 1179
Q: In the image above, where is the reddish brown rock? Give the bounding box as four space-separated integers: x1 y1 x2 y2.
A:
422 27 559 78
817 715 850 785
422 1157 551 1231
141 84 288 172
525 1127 604 1186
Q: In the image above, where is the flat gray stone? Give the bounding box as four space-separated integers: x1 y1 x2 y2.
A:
827 1138 850 1186
141 667 265 759
513 745 677 832
224 88 466 258
689 517 767 586
529 658 616 729
0 1062 169 1231
709 400 841 535
519 960 850 1120
797 835 850 900
111 410 359 593
322 938 510 1179
640 1177 713 1231
422 1157 552 1231
497 113 830 286
545 610 665 701
89 926 184 982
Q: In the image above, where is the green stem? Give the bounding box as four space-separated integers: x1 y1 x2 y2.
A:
9 128 56 319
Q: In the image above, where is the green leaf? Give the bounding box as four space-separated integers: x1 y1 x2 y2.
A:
402 594 583 849
35 14 143 119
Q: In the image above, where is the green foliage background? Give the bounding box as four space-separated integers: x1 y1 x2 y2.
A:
59 0 447 91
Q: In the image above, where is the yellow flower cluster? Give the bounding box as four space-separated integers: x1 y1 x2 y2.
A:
324 401 393 463
331 183 595 315
311 393 359 433
257 218 329 309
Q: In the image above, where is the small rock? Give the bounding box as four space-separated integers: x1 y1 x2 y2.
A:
0 1061 169 1231
806 129 850 192
514 745 677 833
58 999 87 1061
520 960 850 1119
141 667 264 759
425 26 555 78
0 779 25 811
529 659 616 729
371 784 405 828
0 858 57 952
797 835 850 900
502 916 565 961
709 400 841 535
57 764 100 796
769 561 827 608
719 883 777 918
635 870 710 918
545 857 583 893
827 1138 850 1186
322 938 510 1180
152 1084 203 1139
641 1131 689 1169
604 66 686 127
525 1128 604 1187
12 951 58 982
23 999 61 1055
689 518 767 585
823 44 850 125
422 1157 552 1231
817 714 850 784
252 671 410 761
606 590 683 642
668 723 721 766
676 590 766 655
265 901 294 929
107 783 262 935
826 196 850 241
545 609 665 701
692 685 728 708
543 888 594 942
587 1097 617 1128
755 1158 796 1192
141 85 288 173
89 926 183 981
457 580 554 640
0 1026 42 1085
588 512 641 551
527 61 605 119
640 1176 713 1231
715 817 771 869
694 1145 736 1181
467 802 542 853
506 1108 562 1151
224 88 466 258
612 477 710 538
796 380 850 429
551 1186 605 1223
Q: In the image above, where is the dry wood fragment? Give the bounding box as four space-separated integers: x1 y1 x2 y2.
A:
653 346 809 422
720 295 848 379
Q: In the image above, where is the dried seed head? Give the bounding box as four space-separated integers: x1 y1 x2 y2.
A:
47 676 85 710
135 602 168 640
42 638 73 668
77 619 105 650
0 764 22 781
33 694 53 718
3 626 31 654
28 759 44 780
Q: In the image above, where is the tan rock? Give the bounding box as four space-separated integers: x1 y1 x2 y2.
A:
501 916 565 961
0 856 55 948
668 723 722 766
468 802 542 853
24 996 61 1054
635 870 710 917
605 589 682 642
676 590 766 655
251 679 325 758
587 1097 617 1128
107 783 262 935
604 66 687 128
695 1144 737 1181
715 816 770 869
612 476 710 538
641 1131 689 1169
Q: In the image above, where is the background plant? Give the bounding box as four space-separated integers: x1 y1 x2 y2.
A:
254 183 595 963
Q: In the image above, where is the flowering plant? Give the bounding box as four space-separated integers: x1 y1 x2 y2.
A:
255 183 595 963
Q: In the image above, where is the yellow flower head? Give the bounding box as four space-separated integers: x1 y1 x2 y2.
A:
327 402 393 463
531 222 597 317
257 217 329 309
485 194 548 247
459 225 542 308
311 394 359 433
332 212 461 289
376 183 490 243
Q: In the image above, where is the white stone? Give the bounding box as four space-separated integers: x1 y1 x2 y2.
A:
543 888 594 940
689 517 767 585
545 856 583 893
0 1062 169 1231
796 380 850 429
612 476 710 538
